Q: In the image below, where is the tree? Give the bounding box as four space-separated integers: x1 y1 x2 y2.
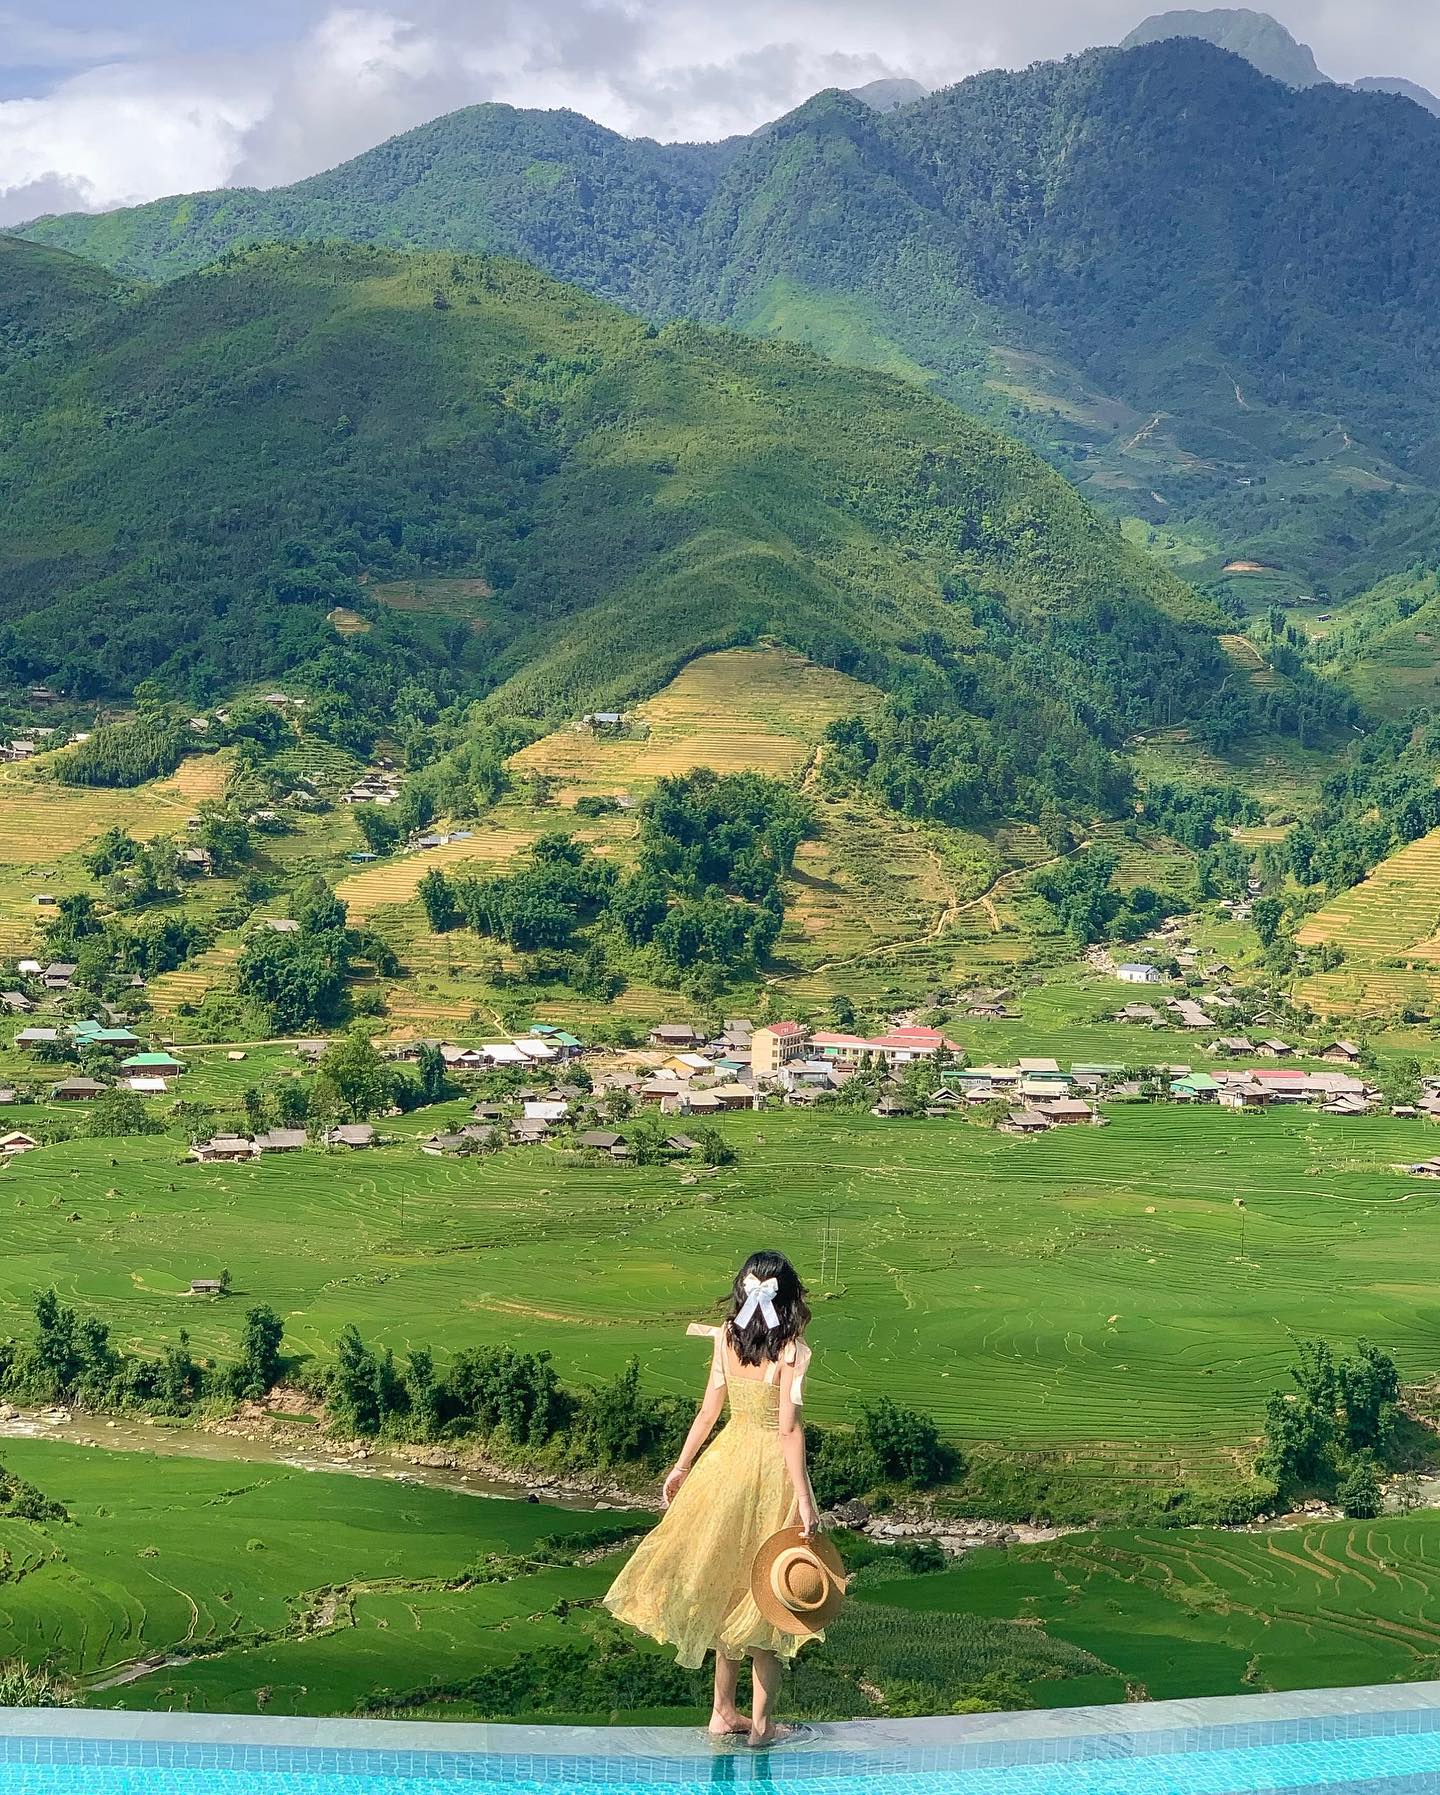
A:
417 867 458 933
1337 1458 1383 1519
26 1289 82 1400
416 1042 453 1105
237 933 345 1032
85 1090 162 1139
328 1324 386 1436
688 1125 736 1167
353 805 401 855
861 1398 953 1486
314 1027 390 1121
196 806 252 871
236 1305 285 1399
1338 1340 1400 1454
242 1087 267 1132
1260 1338 1339 1488
1251 895 1286 947
295 879 348 941
274 1080 308 1126
405 1346 443 1440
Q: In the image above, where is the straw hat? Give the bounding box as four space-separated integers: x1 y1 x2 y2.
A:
751 1525 849 1637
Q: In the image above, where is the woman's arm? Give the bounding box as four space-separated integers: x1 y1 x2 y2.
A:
778 1356 820 1535
661 1356 727 1506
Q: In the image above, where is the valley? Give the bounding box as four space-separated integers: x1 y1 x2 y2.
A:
5 6 1440 1740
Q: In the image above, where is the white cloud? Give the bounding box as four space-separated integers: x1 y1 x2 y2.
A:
3 0 1440 227
0 58 265 222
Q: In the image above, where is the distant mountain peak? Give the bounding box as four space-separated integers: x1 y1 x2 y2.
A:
846 77 929 112
1122 8 1330 87
1352 75 1440 117
1121 9 1440 113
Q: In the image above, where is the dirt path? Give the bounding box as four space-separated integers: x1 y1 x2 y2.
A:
1121 413 1163 453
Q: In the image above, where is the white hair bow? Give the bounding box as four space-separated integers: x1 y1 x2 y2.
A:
735 1274 780 1330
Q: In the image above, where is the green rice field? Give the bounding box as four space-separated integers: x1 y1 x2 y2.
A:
12 1436 1440 1718
876 1514 1440 1700
5 1105 1440 1454
0 1438 630 1717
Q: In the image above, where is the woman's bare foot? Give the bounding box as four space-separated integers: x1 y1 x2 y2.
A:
707 1707 750 1738
747 1722 796 1749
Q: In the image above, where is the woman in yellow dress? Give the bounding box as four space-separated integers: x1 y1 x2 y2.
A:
603 1249 821 1747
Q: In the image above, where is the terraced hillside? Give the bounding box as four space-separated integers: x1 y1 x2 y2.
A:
1296 830 1440 1016
0 1439 628 1716
892 1515 1440 1701
508 648 878 798
0 752 231 960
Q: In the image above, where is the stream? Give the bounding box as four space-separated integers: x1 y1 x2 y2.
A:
0 1408 610 1510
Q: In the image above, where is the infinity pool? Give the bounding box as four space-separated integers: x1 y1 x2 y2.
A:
8 1685 1440 1792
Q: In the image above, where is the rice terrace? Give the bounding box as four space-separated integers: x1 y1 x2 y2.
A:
1 1105 1437 1451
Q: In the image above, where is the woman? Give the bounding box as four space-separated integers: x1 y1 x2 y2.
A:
603 1249 821 1747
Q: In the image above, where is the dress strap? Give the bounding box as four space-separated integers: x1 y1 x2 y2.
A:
686 1322 727 1390
785 1338 812 1404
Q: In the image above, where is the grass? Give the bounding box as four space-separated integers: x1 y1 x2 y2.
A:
7 1104 1440 1458
878 1516 1440 1701
1129 729 1333 816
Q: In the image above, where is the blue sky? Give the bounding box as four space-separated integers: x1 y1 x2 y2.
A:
1 1 1437 225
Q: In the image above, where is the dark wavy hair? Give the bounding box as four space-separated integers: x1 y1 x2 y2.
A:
724 1250 810 1368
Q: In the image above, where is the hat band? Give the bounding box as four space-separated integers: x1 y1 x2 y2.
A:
770 1546 831 1614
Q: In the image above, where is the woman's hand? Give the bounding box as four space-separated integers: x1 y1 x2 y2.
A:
797 1491 821 1537
661 1463 689 1507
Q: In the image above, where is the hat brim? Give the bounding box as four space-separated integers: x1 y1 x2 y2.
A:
750 1525 849 1637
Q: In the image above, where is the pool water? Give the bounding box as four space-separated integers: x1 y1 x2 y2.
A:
10 1711 1440 1794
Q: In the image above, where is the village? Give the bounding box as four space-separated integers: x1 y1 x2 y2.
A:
2 993 1438 1173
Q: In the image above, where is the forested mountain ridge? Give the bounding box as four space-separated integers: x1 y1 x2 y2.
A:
0 237 1237 824
20 36 1440 587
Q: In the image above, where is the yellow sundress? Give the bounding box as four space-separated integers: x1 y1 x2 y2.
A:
603 1326 817 1668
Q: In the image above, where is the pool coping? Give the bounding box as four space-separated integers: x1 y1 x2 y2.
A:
5 1679 1440 1760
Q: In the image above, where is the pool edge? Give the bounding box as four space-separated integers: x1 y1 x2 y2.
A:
5 1679 1440 1760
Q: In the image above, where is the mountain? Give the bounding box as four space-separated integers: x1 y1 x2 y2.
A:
1124 11 1440 114
847 78 929 111
1352 76 1440 117
1121 9 1328 86
20 36 1440 589
0 237 1224 818
0 236 125 373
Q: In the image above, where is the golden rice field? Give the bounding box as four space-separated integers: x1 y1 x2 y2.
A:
145 941 242 1011
508 647 879 800
334 813 627 921
1295 965 1440 1021
1297 829 1440 959
779 801 954 970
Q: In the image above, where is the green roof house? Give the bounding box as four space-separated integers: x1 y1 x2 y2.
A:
120 1051 186 1073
